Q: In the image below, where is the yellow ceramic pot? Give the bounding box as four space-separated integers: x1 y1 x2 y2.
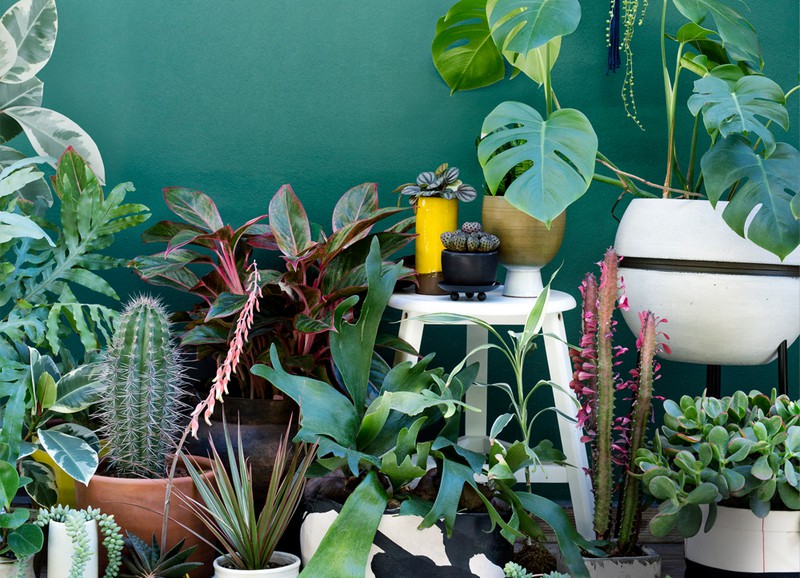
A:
415 197 458 294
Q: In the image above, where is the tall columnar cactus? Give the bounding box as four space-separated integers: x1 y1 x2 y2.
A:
570 248 669 555
97 296 188 478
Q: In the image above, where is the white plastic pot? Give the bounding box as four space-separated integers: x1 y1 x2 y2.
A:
556 545 661 578
48 519 98 578
0 557 34 578
685 505 800 575
212 552 301 578
615 199 800 365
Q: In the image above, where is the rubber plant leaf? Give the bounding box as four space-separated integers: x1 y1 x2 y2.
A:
701 136 799 260
671 0 761 69
688 74 788 156
0 20 17 78
488 0 580 59
299 471 387 578
269 184 313 259
0 0 57 83
17 458 56 507
432 0 504 93
36 428 98 485
478 102 597 225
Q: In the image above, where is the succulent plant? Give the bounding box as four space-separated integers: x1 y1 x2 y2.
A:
120 532 202 578
569 248 669 555
96 296 189 478
635 390 800 539
440 222 500 253
394 163 477 204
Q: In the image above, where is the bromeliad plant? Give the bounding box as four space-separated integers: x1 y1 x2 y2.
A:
119 533 202 578
568 248 669 556
431 0 798 258
635 390 800 538
252 239 598 578
95 295 190 478
131 182 413 396
393 163 477 205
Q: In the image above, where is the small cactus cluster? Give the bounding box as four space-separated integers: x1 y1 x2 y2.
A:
441 222 499 253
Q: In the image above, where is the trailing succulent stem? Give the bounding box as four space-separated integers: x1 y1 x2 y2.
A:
97 296 189 478
570 248 668 554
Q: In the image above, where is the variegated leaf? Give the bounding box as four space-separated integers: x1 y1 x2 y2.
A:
0 163 42 198
4 106 104 183
36 427 98 485
0 0 57 83
0 210 52 244
0 146 50 204
50 364 103 413
18 457 56 507
0 22 18 79
0 76 41 109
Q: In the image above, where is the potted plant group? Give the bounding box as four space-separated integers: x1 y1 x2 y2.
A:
636 390 800 576
394 163 476 294
566 248 669 576
439 221 500 299
75 295 216 569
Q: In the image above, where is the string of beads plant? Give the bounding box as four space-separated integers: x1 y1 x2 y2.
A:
503 562 569 578
36 505 123 578
440 222 499 253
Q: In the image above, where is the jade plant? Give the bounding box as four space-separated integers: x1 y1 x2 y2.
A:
96 296 189 478
394 162 477 205
636 390 800 538
569 248 669 555
36 505 124 578
441 222 500 253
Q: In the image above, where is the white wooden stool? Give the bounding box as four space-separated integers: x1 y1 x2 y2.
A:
388 287 595 539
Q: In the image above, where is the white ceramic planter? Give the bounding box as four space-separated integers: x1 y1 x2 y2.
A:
615 199 800 365
301 504 508 577
0 558 34 578
685 505 800 576
212 552 300 578
47 519 98 578
555 545 660 578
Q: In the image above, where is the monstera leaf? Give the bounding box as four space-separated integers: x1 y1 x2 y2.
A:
671 0 761 68
488 0 580 59
702 136 799 260
688 74 788 156
432 0 504 93
478 101 597 225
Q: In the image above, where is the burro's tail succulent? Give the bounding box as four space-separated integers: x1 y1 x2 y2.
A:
569 248 669 555
97 296 189 478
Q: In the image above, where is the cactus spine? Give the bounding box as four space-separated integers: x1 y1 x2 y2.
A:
570 248 666 555
97 296 188 478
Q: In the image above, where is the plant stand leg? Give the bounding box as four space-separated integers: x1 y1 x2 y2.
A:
394 312 424 365
542 311 595 540
464 324 489 450
706 364 722 398
777 339 788 397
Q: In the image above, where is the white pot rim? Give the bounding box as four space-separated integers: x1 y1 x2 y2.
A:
213 552 301 573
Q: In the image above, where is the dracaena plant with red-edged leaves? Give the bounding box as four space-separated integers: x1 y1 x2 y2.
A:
569 248 670 556
131 183 413 398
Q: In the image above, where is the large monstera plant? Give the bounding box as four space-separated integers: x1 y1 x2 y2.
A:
0 0 104 182
432 0 799 258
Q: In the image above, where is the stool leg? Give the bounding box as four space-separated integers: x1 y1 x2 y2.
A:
542 312 595 540
394 313 424 366
464 324 489 447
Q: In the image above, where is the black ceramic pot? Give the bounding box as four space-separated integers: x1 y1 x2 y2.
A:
441 250 499 286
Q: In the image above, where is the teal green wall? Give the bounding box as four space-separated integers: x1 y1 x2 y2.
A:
38 1 798 402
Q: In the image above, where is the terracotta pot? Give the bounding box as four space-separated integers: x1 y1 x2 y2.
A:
414 197 458 294
75 455 216 573
482 196 565 297
212 552 300 577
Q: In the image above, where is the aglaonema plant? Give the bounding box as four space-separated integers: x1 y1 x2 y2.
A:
569 248 669 555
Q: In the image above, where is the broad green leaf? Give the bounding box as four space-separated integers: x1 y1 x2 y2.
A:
420 459 473 533
0 146 49 203
648 476 678 500
0 21 18 78
750 454 773 480
688 75 787 156
162 187 223 232
702 137 799 260
205 292 248 321
0 76 41 110
45 423 99 453
36 428 98 484
0 508 28 529
4 107 104 183
0 459 19 507
299 471 387 578
0 210 52 244
686 482 718 504
675 22 713 43
380 452 427 490
0 374 26 463
294 314 332 334
506 36 560 86
432 0 504 93
18 458 56 507
0 0 57 83
7 523 43 558
478 102 597 225
488 0 580 58
778 481 800 509
0 163 42 199
35 371 55 409
490 412 514 439
332 182 378 232
649 510 677 537
671 0 760 68
269 184 312 258
62 268 118 299
677 503 703 537
50 364 102 413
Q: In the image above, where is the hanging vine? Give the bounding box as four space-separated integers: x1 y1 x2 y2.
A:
607 0 649 128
